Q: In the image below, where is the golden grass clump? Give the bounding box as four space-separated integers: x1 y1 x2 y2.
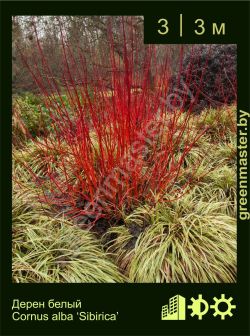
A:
12 183 126 283
105 190 236 283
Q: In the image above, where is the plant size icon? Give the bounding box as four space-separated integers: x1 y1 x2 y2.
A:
161 295 186 320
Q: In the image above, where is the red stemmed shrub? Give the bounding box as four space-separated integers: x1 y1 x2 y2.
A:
16 17 236 227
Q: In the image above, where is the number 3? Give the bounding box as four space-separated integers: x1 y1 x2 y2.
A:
158 18 169 35
195 19 205 35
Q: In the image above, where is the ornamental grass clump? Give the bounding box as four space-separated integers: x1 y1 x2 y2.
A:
12 174 125 283
104 189 236 283
16 17 236 228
